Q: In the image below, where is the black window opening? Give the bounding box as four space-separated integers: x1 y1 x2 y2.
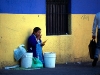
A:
46 0 71 35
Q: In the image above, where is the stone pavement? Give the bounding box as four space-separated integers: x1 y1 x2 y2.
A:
0 62 100 75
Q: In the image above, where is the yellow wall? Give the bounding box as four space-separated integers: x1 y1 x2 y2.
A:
0 14 95 68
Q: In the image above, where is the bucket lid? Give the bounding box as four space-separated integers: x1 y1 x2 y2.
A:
44 52 55 54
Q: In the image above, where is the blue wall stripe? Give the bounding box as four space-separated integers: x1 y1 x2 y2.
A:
0 0 100 14
0 0 46 14
71 0 100 14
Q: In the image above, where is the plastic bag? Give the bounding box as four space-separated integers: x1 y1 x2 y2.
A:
88 39 96 59
32 57 43 68
14 44 26 61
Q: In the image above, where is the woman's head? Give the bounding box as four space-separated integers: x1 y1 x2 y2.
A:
33 27 41 37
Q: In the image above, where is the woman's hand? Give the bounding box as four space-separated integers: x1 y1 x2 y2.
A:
37 35 42 40
41 43 45 46
92 36 96 39
41 40 48 46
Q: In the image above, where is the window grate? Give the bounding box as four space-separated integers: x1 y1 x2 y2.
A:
46 0 69 35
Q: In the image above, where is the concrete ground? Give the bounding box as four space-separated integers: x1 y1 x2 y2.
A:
0 62 100 75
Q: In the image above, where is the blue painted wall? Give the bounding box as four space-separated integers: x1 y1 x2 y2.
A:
0 0 100 14
0 0 46 14
71 0 100 14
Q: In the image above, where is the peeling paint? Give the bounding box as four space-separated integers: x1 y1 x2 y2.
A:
81 15 89 21
0 61 17 69
22 16 25 22
6 27 18 32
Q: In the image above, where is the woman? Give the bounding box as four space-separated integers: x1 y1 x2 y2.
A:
27 27 45 63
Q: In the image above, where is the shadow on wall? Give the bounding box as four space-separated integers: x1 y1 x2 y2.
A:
24 30 33 51
68 14 72 35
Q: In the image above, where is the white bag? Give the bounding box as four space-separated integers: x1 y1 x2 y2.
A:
14 44 26 61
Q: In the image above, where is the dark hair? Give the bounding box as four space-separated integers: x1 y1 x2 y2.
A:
33 27 41 34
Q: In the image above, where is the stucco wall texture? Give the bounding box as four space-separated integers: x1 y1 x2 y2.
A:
0 0 100 68
0 14 95 68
